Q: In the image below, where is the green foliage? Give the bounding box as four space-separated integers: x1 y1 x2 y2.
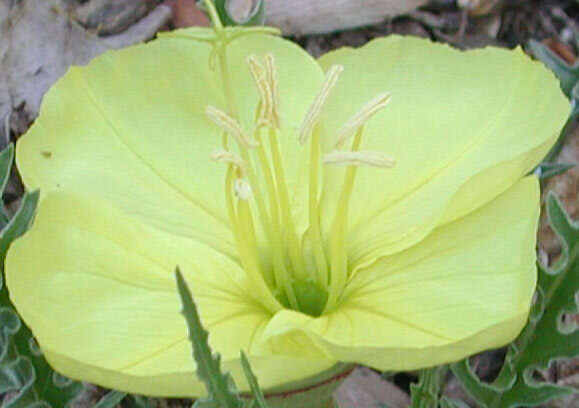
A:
0 145 14 228
530 39 578 165
410 366 449 408
94 391 127 408
175 268 244 408
451 193 579 407
240 351 268 408
93 391 154 408
529 40 579 101
175 268 274 408
198 0 265 27
536 162 574 180
0 144 81 408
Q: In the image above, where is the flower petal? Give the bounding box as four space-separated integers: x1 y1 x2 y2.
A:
262 177 539 370
317 36 568 267
17 28 324 253
6 193 332 395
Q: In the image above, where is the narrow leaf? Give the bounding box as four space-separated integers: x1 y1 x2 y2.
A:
535 162 574 180
94 391 127 408
175 267 243 408
240 351 268 408
0 144 14 228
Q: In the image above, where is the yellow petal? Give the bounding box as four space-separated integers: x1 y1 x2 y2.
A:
263 177 538 370
17 28 324 252
317 35 568 268
5 193 332 395
17 31 235 254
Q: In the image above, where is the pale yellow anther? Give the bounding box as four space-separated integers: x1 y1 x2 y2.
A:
335 93 392 147
206 105 258 148
264 54 281 128
247 55 273 128
234 178 253 200
323 150 396 168
211 150 246 175
298 65 344 145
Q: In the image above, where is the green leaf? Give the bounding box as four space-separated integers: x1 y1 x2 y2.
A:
175 267 243 408
199 0 265 27
409 366 449 408
528 40 579 99
439 397 471 408
0 144 14 228
240 351 268 408
451 193 579 407
94 391 127 408
535 162 574 180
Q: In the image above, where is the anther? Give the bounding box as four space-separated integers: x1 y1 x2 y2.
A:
246 55 273 128
298 65 344 145
323 151 396 168
211 150 246 176
264 54 281 128
206 106 259 148
335 93 391 147
234 178 253 200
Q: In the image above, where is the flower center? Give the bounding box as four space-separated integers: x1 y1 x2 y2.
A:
206 53 394 317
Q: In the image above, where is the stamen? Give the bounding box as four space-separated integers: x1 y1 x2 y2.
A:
211 150 246 175
298 65 344 145
212 150 252 200
323 151 396 168
264 54 281 129
206 105 259 148
335 93 391 147
246 55 273 128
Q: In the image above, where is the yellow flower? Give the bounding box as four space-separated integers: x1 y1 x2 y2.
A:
5 26 567 397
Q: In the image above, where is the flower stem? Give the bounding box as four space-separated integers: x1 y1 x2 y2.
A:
202 0 224 31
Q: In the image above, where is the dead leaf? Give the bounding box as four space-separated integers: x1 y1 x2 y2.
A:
335 367 410 408
0 0 171 147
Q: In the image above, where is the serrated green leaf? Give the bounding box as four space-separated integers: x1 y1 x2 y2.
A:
529 40 579 99
451 193 579 407
410 366 449 408
94 391 127 408
175 267 243 408
240 351 268 408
